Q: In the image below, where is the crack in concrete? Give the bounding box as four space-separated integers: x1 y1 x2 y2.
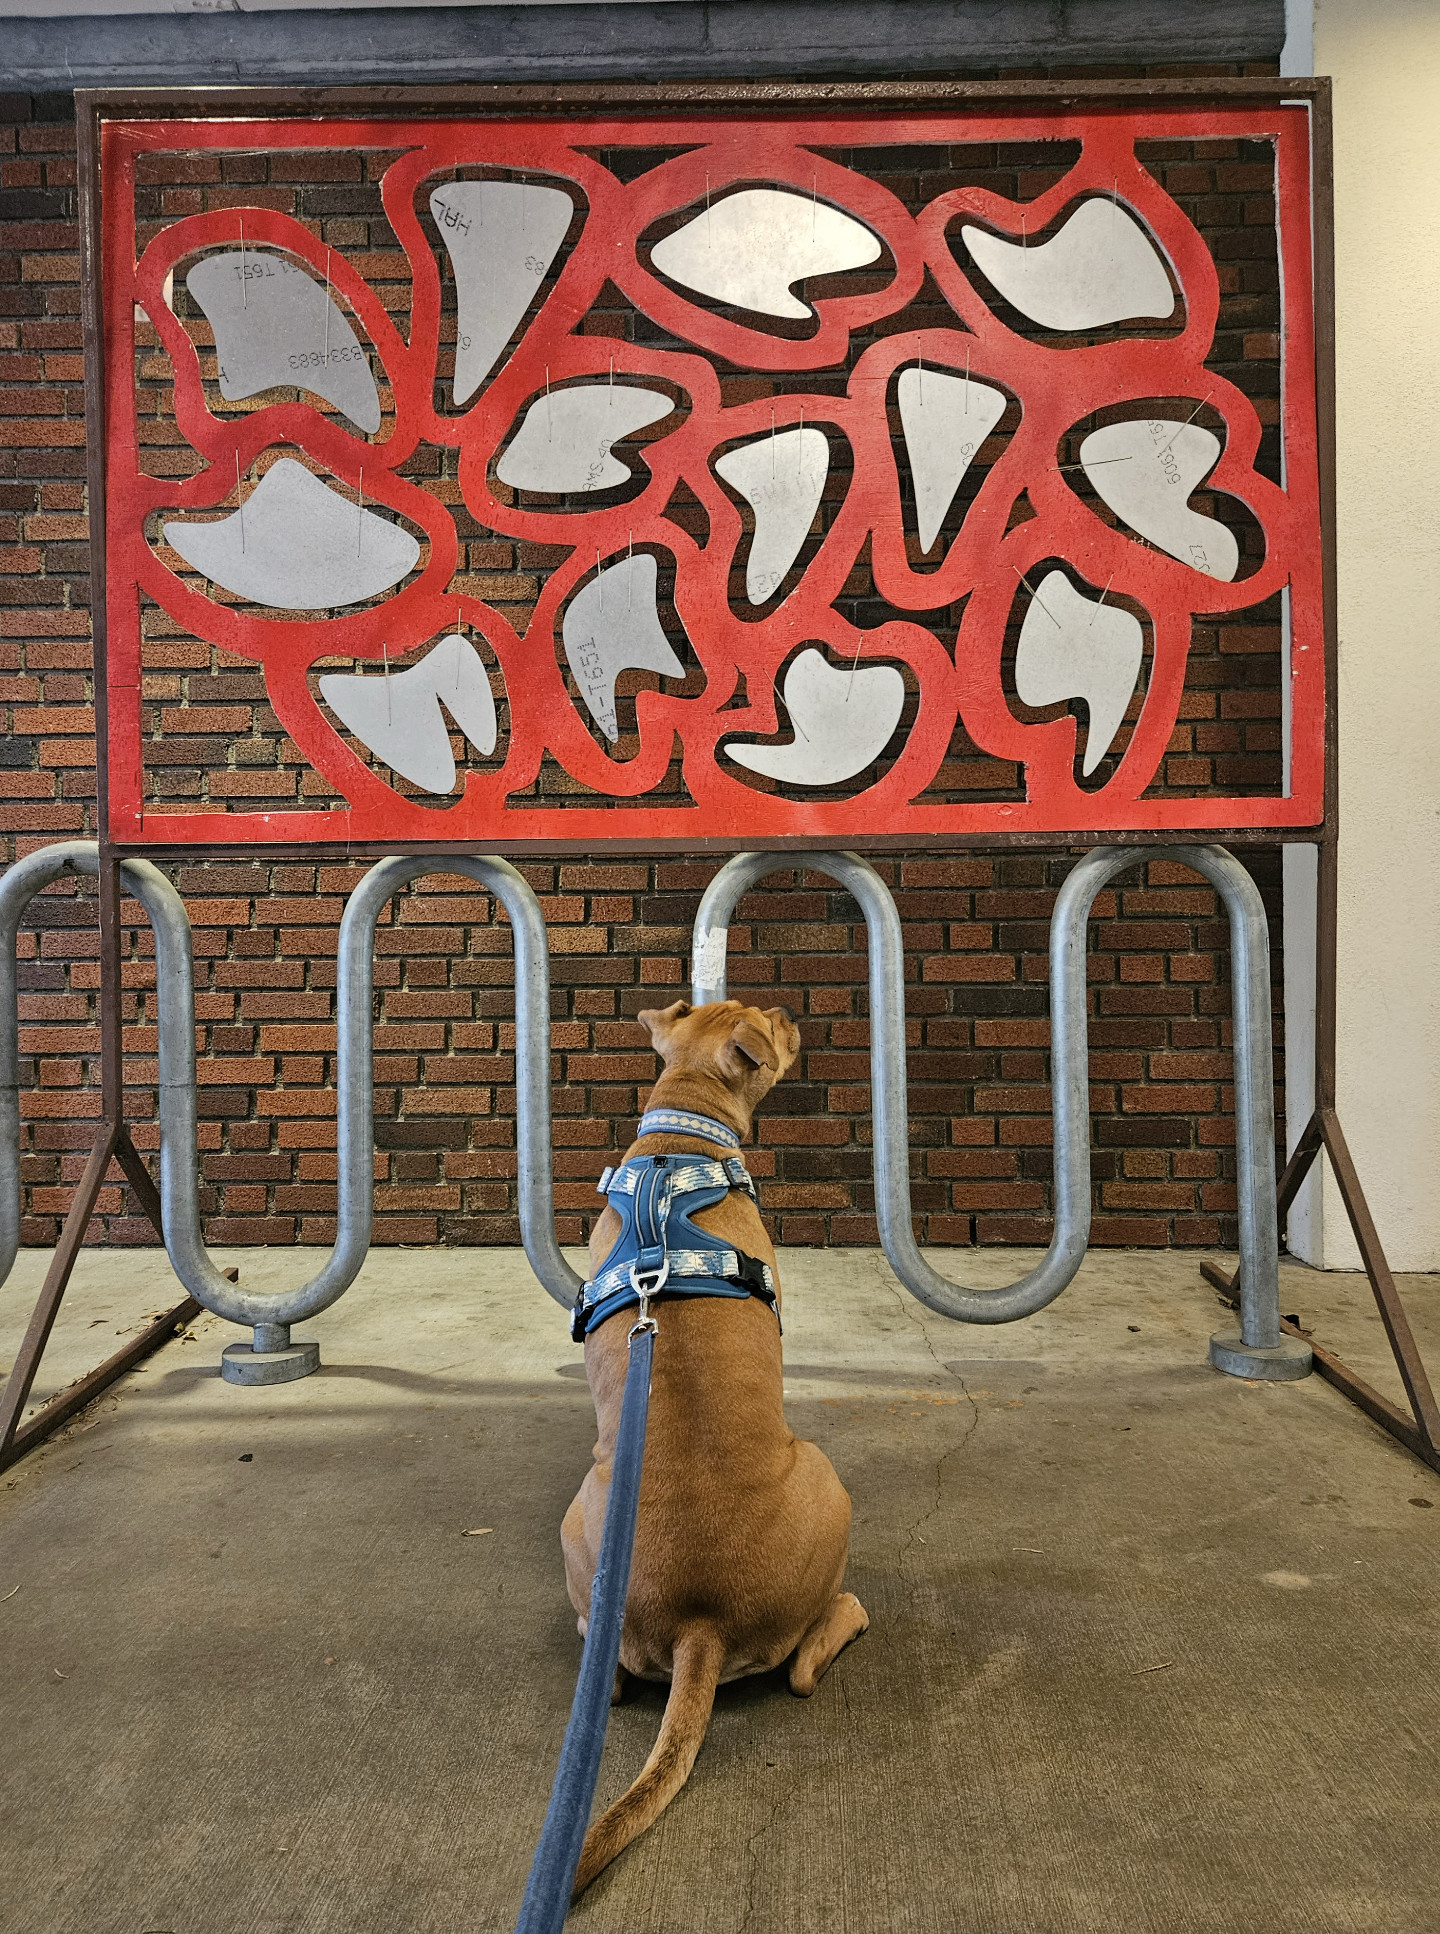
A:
736 1793 785 1933
866 1255 981 1567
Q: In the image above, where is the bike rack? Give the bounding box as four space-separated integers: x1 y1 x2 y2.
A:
3 835 1308 1419
0 845 582 1390
692 845 1313 1380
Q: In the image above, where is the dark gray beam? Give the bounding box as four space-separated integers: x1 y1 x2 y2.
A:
1 0 1285 92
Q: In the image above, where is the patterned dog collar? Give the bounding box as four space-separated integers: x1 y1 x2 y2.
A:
636 1107 741 1150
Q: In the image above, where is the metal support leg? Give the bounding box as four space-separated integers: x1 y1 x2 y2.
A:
0 844 194 1470
693 846 1310 1378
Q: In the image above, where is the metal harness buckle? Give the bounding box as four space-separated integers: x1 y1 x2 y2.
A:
627 1255 668 1337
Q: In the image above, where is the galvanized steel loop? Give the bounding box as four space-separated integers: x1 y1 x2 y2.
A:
0 841 105 1289
691 845 1286 1342
0 843 582 1332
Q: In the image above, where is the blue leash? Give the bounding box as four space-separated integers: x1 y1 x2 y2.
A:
514 1318 655 1931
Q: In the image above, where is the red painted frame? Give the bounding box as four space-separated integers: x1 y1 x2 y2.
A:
96 102 1325 853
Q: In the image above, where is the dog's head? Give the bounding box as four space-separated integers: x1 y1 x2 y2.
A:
637 999 801 1127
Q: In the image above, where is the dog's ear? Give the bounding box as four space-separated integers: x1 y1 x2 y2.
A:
637 1000 692 1055
764 1005 801 1073
722 1013 781 1077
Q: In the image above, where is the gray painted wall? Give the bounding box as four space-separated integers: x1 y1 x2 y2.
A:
1 0 1285 89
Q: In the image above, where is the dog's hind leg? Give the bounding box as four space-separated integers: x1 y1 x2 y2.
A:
611 1663 629 1706
788 1592 869 1697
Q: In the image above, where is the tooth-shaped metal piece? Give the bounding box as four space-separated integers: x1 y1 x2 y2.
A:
961 199 1175 332
430 180 574 406
1014 571 1143 776
185 250 381 435
715 428 829 604
562 552 686 742
897 367 1008 552
319 633 498 794
726 647 905 787
496 384 673 494
1079 418 1239 581
162 457 420 609
651 188 881 320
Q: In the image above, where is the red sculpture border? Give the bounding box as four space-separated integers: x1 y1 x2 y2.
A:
96 104 1326 851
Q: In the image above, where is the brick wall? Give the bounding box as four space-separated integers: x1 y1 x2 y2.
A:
0 84 1288 1254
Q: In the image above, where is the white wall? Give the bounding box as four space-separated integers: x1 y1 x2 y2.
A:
1286 0 1440 1269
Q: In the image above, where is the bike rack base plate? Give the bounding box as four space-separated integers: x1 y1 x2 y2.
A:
221 1339 321 1385
1209 1329 1314 1381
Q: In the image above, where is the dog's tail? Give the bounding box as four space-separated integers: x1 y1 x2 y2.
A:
571 1623 725 1897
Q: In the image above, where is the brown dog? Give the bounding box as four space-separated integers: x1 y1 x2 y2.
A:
561 998 868 1895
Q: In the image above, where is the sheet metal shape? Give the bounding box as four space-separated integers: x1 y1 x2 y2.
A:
162 457 420 609
1014 571 1144 776
1079 418 1239 581
562 552 686 742
726 647 905 786
319 632 498 792
897 367 1008 552
962 199 1175 332
496 384 673 494
431 180 574 406
715 427 830 604
186 249 381 434
651 187 881 320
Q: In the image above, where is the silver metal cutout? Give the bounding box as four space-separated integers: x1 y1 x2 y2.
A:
961 199 1175 332
897 367 1007 552
1079 419 1239 581
162 458 420 608
1014 571 1144 776
185 250 381 435
562 552 686 742
430 180 574 407
319 632 498 793
714 428 829 604
726 647 905 786
651 187 881 320
496 384 673 494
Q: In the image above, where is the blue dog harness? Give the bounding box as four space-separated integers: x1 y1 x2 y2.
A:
571 1108 779 1342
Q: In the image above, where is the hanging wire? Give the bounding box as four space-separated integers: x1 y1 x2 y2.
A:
1157 392 1216 455
774 666 809 740
845 633 864 701
1012 564 1059 625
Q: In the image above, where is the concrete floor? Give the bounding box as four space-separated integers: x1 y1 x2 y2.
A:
2 1243 1438 1934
